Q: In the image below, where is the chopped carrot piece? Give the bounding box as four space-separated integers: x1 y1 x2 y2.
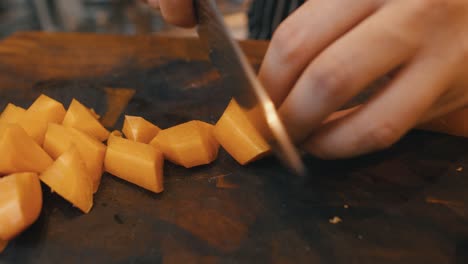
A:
17 114 49 145
89 108 100 120
214 99 271 165
42 124 72 159
60 128 106 190
0 124 53 174
27 94 66 124
40 146 93 213
0 173 42 242
62 99 110 141
198 119 219 148
0 95 66 145
17 94 66 145
43 124 106 193
122 115 161 143
150 120 219 168
0 104 26 124
0 239 7 253
105 133 164 193
110 130 123 137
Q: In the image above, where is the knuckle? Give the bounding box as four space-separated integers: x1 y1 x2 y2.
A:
311 66 349 101
271 21 304 65
366 121 402 150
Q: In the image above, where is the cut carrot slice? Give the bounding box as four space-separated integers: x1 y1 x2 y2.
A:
0 173 42 242
17 94 66 145
198 119 219 148
62 128 105 193
89 108 100 120
150 120 219 168
17 113 49 145
0 104 26 124
110 130 123 137
214 99 271 165
43 123 106 193
27 94 66 124
40 146 93 213
62 99 110 141
122 115 161 143
105 133 164 193
0 239 7 253
0 124 53 174
42 124 72 160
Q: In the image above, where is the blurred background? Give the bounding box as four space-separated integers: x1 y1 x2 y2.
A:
0 0 250 39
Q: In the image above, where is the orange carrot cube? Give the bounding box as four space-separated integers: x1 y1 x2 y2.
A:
17 94 66 145
150 120 219 168
27 94 66 124
0 104 26 124
0 173 42 242
62 99 109 141
40 146 94 213
105 133 164 193
0 124 53 174
214 99 271 165
43 123 106 193
122 115 161 143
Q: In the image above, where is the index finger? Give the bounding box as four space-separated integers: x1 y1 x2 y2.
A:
259 0 382 106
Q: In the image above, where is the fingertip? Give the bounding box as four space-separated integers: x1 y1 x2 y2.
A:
301 117 361 160
302 136 340 160
163 15 197 28
159 0 197 28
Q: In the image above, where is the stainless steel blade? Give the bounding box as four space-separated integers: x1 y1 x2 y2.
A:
194 0 306 176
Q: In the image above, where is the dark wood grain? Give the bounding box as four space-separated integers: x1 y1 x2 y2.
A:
0 32 468 264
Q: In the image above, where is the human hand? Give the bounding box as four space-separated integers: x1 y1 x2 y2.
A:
143 0 196 27
259 0 468 159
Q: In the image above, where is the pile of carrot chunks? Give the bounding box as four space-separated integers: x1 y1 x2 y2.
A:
0 94 271 252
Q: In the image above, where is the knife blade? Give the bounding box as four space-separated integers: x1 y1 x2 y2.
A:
194 0 306 176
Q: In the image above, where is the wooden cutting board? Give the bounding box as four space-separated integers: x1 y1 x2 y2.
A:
0 32 468 264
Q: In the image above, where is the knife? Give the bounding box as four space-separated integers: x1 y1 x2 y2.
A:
194 0 306 176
